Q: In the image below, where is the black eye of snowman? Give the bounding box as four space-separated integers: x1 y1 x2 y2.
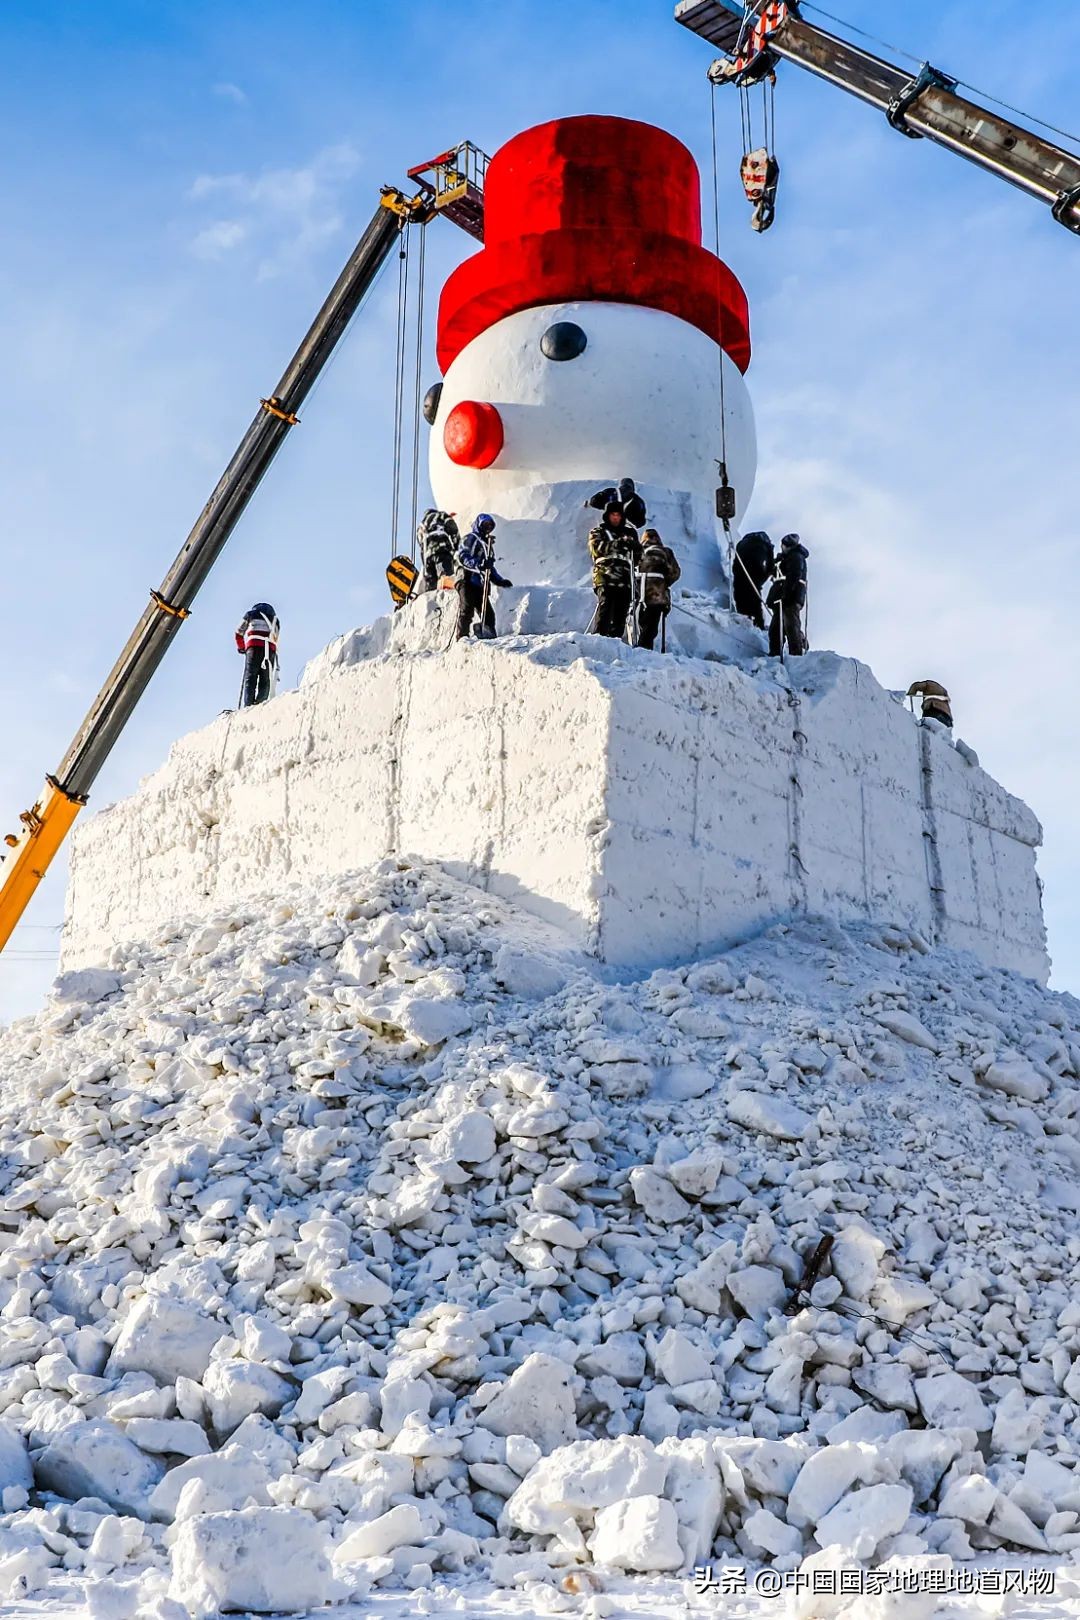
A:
422 382 443 426
540 322 587 361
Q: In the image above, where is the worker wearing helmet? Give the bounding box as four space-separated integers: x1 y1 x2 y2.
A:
585 476 647 531
588 500 642 638
417 508 460 593
454 515 511 641
235 602 280 707
767 534 809 657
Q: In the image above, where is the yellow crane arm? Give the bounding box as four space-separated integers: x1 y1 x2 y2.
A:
0 781 85 953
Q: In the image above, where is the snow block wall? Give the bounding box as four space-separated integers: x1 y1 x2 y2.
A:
63 609 1048 982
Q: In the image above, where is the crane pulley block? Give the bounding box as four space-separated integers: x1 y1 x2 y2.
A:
741 147 781 231
679 0 1080 236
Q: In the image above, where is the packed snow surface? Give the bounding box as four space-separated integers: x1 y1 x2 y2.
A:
63 606 1048 982
3 859 1080 1617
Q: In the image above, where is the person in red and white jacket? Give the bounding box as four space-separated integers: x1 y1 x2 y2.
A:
235 603 280 708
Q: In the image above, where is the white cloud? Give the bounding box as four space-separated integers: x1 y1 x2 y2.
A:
212 81 248 107
190 219 248 260
185 143 362 277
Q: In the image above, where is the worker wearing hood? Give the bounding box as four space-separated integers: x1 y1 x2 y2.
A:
767 534 808 657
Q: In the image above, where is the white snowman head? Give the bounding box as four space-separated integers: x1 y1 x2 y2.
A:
427 115 757 594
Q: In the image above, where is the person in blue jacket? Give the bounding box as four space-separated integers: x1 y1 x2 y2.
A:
455 514 512 641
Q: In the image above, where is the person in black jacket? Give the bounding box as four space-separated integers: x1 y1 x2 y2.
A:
733 531 774 629
586 476 647 531
417 509 460 593
767 534 809 656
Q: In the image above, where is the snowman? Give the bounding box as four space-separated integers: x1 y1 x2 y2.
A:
426 114 757 596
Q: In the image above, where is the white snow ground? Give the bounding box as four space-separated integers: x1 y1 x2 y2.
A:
2 859 1080 1618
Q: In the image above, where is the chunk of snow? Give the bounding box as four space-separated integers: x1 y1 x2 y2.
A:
874 1011 939 1051
727 1265 787 1321
505 1437 667 1535
481 1353 577 1454
35 1421 164 1520
915 1372 991 1433
203 1360 294 1435
149 1446 273 1523
333 1503 425 1563
788 1444 875 1530
727 1090 811 1142
744 1506 803 1558
322 1263 392 1308
652 1329 712 1387
675 1241 737 1315
628 1167 691 1223
588 1495 683 1571
170 1507 331 1616
830 1225 886 1301
109 1296 224 1386
813 1482 914 1558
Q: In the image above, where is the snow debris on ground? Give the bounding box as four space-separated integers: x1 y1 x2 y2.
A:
1 857 1080 1615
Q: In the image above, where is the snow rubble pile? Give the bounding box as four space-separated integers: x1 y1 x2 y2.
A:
0 859 1079 1614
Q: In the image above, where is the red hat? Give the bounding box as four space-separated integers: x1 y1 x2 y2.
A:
436 115 751 376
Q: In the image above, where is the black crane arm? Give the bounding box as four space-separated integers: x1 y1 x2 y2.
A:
676 0 1080 234
58 196 410 800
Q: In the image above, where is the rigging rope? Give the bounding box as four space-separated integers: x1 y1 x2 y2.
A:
389 222 411 559
408 223 428 565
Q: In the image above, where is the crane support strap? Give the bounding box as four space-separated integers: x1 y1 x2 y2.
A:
150 589 191 621
1052 183 1080 234
886 63 959 138
260 396 300 425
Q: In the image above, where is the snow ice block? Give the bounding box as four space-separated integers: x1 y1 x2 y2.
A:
62 598 1048 983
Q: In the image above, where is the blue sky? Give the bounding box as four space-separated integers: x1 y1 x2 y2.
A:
1 0 1078 1017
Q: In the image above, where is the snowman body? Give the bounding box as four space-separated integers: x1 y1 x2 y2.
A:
429 299 756 592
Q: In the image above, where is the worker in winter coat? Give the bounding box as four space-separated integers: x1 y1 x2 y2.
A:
767 534 809 657
636 529 681 651
455 514 512 641
417 508 460 593
235 603 280 707
733 530 774 629
908 679 953 729
588 500 642 638
586 476 647 531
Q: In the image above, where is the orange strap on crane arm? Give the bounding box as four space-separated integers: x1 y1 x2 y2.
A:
150 589 191 620
260 396 300 425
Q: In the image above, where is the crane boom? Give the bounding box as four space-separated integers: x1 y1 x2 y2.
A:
676 0 1080 234
0 142 489 958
